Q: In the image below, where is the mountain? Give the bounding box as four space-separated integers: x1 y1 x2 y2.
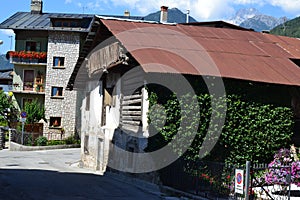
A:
240 15 287 32
0 54 13 71
227 8 286 32
227 8 261 25
270 16 300 38
144 8 197 23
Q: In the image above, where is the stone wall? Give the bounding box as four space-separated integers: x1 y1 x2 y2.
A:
44 32 80 138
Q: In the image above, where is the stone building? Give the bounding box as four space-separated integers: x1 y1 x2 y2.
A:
0 0 94 138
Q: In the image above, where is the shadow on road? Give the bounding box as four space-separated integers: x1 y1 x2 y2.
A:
0 169 161 200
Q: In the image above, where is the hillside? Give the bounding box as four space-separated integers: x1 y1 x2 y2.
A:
270 16 300 38
0 54 13 71
144 8 197 23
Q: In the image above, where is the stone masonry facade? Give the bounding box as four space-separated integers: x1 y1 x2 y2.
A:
44 32 80 139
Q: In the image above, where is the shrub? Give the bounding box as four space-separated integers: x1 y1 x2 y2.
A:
36 136 47 146
64 135 80 145
24 134 33 146
23 99 46 124
47 140 66 146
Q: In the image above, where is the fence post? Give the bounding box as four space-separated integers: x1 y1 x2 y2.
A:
245 161 251 200
0 127 3 150
8 128 11 150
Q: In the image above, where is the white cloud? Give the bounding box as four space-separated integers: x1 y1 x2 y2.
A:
233 0 263 5
0 29 14 36
67 0 300 20
268 0 300 14
109 0 190 15
191 0 235 20
107 0 234 20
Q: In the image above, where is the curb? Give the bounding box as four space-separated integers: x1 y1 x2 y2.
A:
104 171 210 200
105 171 163 197
9 141 80 151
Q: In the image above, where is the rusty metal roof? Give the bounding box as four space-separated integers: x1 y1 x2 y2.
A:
99 18 300 86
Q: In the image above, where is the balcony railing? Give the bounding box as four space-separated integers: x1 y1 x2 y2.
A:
7 51 47 65
13 78 45 94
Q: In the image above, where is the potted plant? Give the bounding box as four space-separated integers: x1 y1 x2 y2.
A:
24 82 33 91
35 83 43 92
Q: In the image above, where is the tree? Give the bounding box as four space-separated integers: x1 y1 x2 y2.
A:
0 91 19 127
23 99 46 124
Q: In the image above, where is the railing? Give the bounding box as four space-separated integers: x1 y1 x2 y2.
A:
9 123 43 146
158 159 237 199
7 51 47 65
12 83 45 93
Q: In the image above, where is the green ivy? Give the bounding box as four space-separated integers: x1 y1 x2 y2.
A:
147 91 294 167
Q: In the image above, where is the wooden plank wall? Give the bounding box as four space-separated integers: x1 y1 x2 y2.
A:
87 42 120 77
120 67 144 133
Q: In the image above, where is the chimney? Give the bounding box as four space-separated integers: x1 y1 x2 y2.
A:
124 10 130 17
31 0 43 14
186 10 190 23
160 6 168 23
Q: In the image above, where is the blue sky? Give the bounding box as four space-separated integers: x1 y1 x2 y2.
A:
1 0 300 55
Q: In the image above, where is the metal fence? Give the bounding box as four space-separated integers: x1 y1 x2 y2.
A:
10 128 42 146
158 159 299 200
159 159 239 199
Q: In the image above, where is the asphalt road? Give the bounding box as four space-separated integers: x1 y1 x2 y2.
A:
0 148 162 200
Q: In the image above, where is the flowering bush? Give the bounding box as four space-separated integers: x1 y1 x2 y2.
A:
292 161 300 186
265 148 300 187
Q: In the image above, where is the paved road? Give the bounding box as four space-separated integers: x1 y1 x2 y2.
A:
0 148 162 200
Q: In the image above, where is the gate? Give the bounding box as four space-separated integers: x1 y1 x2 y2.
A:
250 163 291 200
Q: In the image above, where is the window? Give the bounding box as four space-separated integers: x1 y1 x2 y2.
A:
51 87 63 97
23 70 34 91
26 41 41 52
22 98 33 109
53 57 65 67
49 117 61 128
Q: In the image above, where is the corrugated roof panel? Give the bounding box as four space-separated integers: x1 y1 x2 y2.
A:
251 41 292 58
266 57 300 84
265 34 300 58
100 18 300 86
194 37 267 56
